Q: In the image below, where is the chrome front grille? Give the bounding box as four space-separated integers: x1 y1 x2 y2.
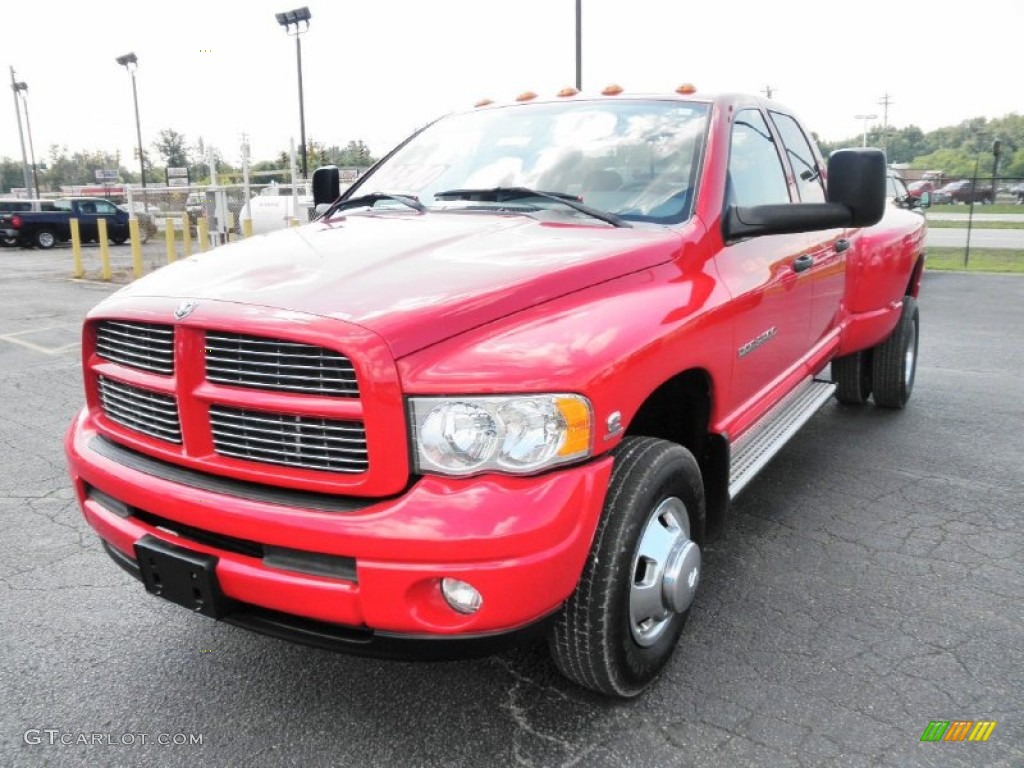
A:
205 332 359 397
210 405 368 473
95 321 174 374
98 376 182 443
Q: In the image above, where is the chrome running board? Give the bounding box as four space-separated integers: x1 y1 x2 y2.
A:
728 378 836 498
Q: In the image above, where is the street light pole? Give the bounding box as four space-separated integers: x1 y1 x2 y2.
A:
9 66 32 195
116 53 146 188
276 7 312 179
575 0 582 91
854 113 878 148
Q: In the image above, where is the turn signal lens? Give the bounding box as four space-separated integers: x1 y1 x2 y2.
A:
555 397 591 457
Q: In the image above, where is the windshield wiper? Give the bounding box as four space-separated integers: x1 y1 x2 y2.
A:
318 192 426 220
434 187 631 228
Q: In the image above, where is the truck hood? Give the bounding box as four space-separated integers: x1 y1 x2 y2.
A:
116 212 685 357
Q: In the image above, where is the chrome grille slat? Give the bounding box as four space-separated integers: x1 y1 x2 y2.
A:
210 380 358 396
204 365 355 383
101 322 174 338
210 405 367 473
213 448 368 474
209 421 368 447
205 356 358 379
204 331 358 397
98 377 181 443
99 391 181 426
213 439 368 465
95 321 174 375
206 334 325 348
208 410 364 434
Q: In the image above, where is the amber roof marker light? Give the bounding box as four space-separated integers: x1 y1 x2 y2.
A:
557 87 579 98
516 91 538 102
675 83 697 95
601 84 624 96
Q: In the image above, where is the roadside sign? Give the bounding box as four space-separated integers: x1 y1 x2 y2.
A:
95 169 119 181
167 167 190 187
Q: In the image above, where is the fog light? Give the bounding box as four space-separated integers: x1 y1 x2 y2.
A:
440 578 483 614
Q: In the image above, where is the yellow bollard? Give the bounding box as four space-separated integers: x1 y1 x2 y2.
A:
70 218 84 278
182 217 193 256
289 218 300 227
165 217 176 264
242 218 253 239
198 217 209 252
129 219 143 278
98 219 111 281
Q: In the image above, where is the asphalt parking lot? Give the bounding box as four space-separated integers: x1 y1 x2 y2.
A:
1 247 1021 767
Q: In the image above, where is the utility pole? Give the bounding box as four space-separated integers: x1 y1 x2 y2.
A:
878 92 893 154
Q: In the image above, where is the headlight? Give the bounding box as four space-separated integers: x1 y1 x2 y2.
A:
410 394 592 476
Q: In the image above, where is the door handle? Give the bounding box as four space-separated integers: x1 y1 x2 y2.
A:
792 254 814 273
834 238 851 253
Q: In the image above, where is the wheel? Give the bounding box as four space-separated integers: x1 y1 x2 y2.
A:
35 229 57 249
832 350 873 404
872 296 919 409
548 436 705 698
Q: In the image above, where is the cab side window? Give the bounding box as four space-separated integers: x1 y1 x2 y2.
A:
770 111 826 203
728 110 791 207
94 201 118 215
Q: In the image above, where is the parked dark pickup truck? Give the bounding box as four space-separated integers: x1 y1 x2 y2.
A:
0 197 132 249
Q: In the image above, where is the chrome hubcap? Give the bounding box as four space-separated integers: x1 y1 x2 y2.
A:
629 497 701 647
904 319 917 389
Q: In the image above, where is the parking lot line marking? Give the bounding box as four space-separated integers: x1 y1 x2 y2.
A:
0 325 82 355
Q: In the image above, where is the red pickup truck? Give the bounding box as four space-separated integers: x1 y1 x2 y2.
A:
65 90 925 697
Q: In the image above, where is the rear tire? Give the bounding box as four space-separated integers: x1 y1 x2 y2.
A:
35 229 56 249
872 296 919 409
832 350 873 405
548 436 705 698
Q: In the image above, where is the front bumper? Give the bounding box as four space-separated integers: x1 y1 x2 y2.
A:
66 409 612 653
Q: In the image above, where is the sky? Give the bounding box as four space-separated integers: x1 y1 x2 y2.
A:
2 0 1021 174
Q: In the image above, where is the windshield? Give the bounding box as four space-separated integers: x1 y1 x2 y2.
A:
351 99 708 225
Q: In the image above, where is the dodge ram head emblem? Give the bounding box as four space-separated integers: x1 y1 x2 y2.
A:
174 300 199 320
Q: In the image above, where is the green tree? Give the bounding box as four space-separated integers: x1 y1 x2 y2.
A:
43 145 126 189
153 129 190 169
1 157 27 193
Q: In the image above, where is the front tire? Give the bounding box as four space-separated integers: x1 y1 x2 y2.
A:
548 436 705 698
872 296 919 409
